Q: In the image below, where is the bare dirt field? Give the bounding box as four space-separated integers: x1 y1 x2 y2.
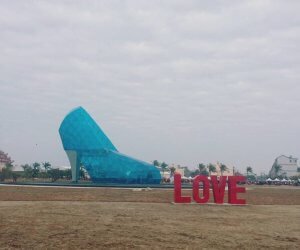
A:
0 185 299 249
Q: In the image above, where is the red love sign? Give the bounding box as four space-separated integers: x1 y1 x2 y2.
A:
174 174 246 205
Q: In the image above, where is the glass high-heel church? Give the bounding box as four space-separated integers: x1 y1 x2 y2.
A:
59 107 161 184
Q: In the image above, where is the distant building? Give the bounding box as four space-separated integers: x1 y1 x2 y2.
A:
269 155 299 178
160 171 170 179
214 162 234 176
159 164 187 179
57 165 71 170
12 165 24 171
168 164 185 176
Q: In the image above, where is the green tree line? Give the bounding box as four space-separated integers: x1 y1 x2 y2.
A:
0 162 86 182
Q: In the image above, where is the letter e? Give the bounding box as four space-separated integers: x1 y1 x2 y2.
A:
228 176 246 205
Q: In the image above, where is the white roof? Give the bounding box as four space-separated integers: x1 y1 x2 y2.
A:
57 165 71 170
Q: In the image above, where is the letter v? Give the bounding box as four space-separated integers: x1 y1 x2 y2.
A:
211 176 227 204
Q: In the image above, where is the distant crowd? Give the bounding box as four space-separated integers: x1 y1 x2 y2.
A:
162 175 300 186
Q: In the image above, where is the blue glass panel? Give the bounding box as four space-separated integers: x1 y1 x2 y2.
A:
59 107 117 151
59 107 161 184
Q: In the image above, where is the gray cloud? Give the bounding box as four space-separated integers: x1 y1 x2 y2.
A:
0 0 299 173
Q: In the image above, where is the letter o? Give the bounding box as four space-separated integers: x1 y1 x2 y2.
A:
193 175 210 204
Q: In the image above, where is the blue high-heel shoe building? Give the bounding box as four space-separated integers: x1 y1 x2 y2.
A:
59 107 161 184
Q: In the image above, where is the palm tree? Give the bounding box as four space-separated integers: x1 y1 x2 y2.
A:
42 162 51 172
32 162 41 179
198 163 205 172
4 162 13 171
169 166 176 177
198 163 208 176
160 162 168 175
21 164 33 179
246 166 253 177
153 160 160 167
1 162 14 181
274 164 282 177
207 163 216 176
220 164 227 176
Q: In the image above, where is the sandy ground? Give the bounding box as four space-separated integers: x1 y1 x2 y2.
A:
0 184 299 205
0 185 299 249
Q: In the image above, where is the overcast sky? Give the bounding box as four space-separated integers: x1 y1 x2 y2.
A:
1 0 299 174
